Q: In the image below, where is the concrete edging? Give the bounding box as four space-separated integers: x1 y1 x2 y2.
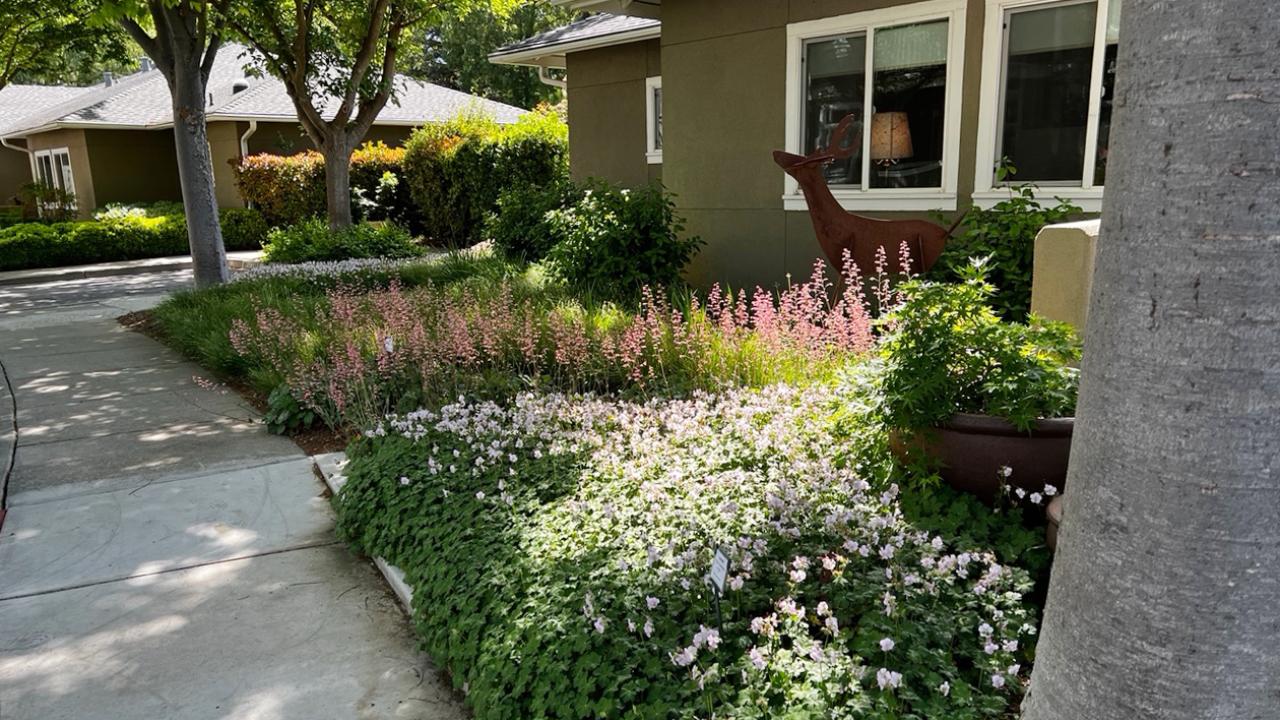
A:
311 451 415 612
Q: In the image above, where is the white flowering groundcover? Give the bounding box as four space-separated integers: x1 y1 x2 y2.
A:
334 380 1042 719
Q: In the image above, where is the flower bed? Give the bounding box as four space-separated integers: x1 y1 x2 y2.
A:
335 382 1040 719
227 258 876 429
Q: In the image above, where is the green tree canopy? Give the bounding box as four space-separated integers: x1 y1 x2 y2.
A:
0 0 133 90
410 1 574 109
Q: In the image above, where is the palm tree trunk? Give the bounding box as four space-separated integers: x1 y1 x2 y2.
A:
1023 3 1280 719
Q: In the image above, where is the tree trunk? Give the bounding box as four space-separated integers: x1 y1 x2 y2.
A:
323 136 354 230
1023 3 1280 720
170 50 228 287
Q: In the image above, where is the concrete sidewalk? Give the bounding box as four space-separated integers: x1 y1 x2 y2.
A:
0 282 463 719
0 251 263 288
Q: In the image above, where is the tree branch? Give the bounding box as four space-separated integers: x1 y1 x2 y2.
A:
333 0 391 126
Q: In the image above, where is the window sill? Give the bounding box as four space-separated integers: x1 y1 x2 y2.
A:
783 191 957 213
646 151 663 165
970 188 1103 213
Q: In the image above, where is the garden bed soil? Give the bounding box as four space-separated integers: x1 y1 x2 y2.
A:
118 310 351 456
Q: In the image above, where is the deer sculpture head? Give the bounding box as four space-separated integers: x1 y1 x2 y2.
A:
772 113 859 182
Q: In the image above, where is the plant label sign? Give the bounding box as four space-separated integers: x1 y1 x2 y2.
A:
709 547 731 596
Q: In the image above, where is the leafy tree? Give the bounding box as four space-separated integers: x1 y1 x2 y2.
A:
412 1 573 109
228 0 453 230
0 1 131 90
101 0 233 287
1024 2 1280 718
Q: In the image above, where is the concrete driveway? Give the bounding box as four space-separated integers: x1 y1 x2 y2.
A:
0 270 464 719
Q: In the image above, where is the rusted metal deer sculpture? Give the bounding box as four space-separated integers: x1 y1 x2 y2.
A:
773 114 964 275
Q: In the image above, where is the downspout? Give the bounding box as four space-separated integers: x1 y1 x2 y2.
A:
0 137 32 207
537 65 566 90
239 119 258 158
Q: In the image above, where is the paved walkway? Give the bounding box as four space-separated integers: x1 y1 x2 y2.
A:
0 271 463 719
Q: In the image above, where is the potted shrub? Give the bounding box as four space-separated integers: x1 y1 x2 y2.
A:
880 261 1080 501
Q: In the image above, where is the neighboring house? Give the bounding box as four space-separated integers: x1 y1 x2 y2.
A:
0 44 525 219
492 0 1119 289
0 84 96 207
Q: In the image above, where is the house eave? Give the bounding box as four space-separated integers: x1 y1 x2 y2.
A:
489 24 661 68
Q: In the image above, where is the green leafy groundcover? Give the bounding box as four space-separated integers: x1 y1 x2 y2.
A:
336 378 1043 719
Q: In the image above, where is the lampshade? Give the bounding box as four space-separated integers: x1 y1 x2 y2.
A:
870 112 914 161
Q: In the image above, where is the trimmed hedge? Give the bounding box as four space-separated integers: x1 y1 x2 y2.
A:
0 208 269 272
402 108 568 247
261 218 425 264
232 142 419 230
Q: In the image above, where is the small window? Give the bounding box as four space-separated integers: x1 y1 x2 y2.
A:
646 76 662 163
31 147 76 214
975 0 1122 207
784 0 966 211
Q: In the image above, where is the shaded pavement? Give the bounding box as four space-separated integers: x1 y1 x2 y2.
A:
0 270 463 719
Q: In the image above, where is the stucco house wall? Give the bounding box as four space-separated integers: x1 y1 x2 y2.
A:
566 38 663 187
0 149 30 206
658 0 988 289
85 128 183 209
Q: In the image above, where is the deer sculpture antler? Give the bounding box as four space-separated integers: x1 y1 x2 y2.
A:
772 112 963 275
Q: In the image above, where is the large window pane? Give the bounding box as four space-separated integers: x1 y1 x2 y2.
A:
870 20 948 189
1094 0 1121 185
999 1 1096 183
804 33 866 186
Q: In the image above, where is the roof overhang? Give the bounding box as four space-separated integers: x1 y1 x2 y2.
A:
489 22 661 68
551 0 660 19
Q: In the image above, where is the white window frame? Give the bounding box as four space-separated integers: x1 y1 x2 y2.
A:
31 147 77 213
783 0 967 212
645 75 663 164
972 0 1118 212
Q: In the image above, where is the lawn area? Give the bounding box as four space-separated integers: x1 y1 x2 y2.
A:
143 247 1063 719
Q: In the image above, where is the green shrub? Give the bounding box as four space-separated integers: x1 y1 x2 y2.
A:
0 207 23 228
402 108 568 247
219 208 270 250
485 180 579 262
0 207 270 271
544 182 701 298
261 218 424 264
879 262 1081 433
930 168 1080 322
232 143 420 230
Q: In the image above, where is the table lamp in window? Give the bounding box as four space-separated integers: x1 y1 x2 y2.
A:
870 111 913 167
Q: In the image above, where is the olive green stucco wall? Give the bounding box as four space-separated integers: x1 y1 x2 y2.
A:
242 122 414 157
566 39 662 188
555 0 991 289
84 129 182 209
0 148 30 206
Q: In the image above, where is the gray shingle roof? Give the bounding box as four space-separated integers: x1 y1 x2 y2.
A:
1 43 525 138
0 84 95 135
490 13 661 61
211 73 524 125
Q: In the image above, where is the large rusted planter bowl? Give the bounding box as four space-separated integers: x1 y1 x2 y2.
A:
891 413 1074 502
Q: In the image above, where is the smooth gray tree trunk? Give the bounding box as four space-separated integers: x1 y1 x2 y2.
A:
323 136 355 230
1023 3 1280 719
170 58 228 287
